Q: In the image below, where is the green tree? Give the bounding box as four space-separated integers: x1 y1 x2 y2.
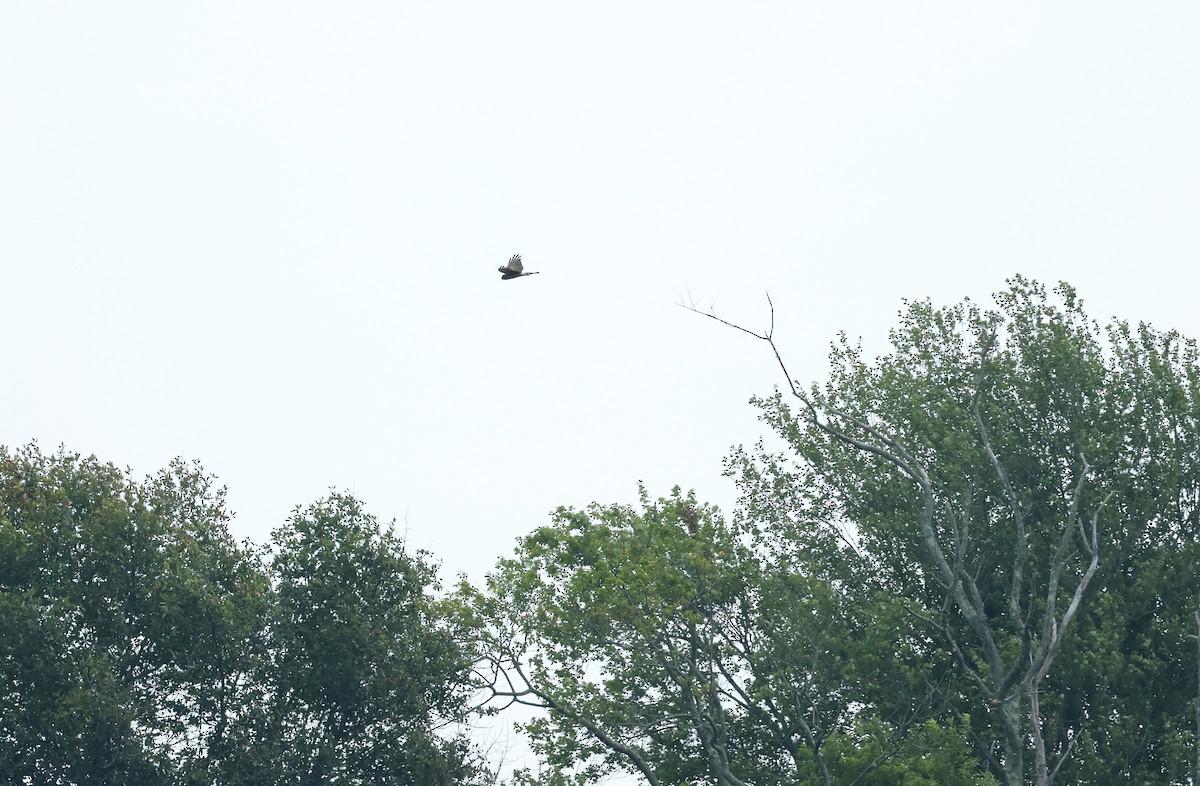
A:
474 486 992 785
701 278 1200 784
227 491 480 786
0 444 268 785
1 447 485 785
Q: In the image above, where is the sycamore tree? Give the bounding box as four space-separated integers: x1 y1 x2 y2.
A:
471 487 992 786
695 277 1200 785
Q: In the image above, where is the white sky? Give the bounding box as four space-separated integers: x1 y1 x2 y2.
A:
4 3 1199 593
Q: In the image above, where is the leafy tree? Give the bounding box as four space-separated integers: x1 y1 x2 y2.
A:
699 278 1200 785
0 444 268 785
473 486 992 785
224 491 481 786
1 447 485 785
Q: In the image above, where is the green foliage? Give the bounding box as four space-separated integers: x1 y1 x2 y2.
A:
824 716 998 786
477 485 992 785
0 445 484 786
0 444 264 784
483 487 740 784
739 277 1200 784
8 276 1199 785
0 588 161 785
240 491 478 785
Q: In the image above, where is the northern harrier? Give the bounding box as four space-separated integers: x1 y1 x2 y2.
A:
498 254 539 280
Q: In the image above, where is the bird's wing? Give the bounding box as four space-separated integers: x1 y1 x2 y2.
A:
507 254 523 273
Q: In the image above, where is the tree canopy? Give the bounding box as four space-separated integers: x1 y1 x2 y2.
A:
710 278 1200 784
471 278 1200 785
5 277 1200 785
472 487 991 786
0 445 481 786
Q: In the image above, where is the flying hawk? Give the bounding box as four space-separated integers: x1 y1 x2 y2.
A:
498 254 539 280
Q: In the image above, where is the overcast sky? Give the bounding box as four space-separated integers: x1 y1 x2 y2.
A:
4 3 1199 592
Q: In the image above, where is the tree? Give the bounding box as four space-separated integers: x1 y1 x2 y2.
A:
227 491 481 786
1 447 487 785
0 443 268 785
473 486 992 785
694 278 1200 784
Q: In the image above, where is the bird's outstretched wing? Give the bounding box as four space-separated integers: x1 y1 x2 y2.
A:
499 253 527 279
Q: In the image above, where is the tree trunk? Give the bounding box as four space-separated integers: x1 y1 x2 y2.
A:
999 692 1025 786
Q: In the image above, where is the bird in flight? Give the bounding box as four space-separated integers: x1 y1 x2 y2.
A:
498 254 539 280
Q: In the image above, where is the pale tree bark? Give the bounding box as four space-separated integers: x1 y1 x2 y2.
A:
686 296 1112 786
